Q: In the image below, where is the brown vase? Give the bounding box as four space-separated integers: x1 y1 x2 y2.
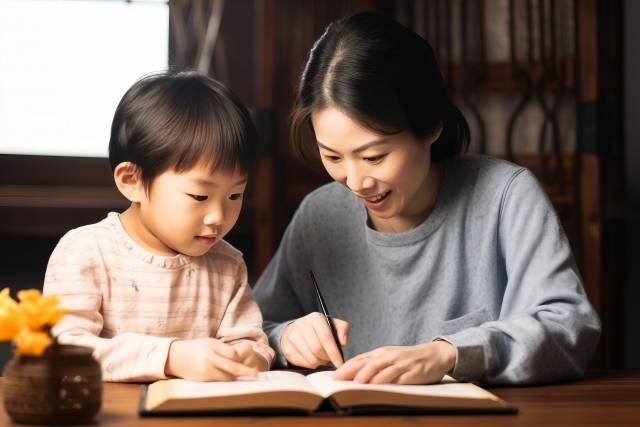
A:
2 343 102 425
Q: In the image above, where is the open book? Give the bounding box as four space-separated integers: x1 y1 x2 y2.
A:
139 371 517 416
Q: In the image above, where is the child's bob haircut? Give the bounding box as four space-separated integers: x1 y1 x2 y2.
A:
109 71 260 193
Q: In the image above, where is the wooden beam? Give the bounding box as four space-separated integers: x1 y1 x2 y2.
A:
0 185 128 209
578 0 598 103
253 0 278 277
577 0 601 307
576 0 603 367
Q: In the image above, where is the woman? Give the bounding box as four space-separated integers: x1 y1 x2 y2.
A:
253 12 600 386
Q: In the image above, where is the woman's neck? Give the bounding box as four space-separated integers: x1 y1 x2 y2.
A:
369 161 443 234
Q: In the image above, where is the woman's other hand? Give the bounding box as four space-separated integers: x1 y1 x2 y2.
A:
332 341 456 384
281 312 350 368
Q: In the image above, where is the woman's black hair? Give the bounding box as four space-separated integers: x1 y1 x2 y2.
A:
290 12 470 167
109 71 260 193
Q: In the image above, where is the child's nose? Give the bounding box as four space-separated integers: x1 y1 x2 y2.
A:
203 208 225 226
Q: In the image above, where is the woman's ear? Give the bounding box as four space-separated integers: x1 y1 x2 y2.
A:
425 122 444 147
114 162 144 203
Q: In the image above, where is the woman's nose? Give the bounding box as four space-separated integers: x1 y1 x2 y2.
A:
345 166 375 193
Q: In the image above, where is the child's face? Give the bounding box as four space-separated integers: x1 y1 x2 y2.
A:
311 107 440 223
134 164 247 257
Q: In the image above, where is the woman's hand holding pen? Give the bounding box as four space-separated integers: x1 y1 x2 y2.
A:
332 341 456 385
281 312 350 368
164 338 261 381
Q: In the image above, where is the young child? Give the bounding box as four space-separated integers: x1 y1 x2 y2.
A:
43 71 275 382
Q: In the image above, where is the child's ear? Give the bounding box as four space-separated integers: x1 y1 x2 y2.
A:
114 162 145 203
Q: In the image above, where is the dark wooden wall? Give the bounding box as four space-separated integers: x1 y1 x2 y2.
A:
0 0 628 367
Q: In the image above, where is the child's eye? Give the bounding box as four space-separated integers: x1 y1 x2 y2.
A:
229 193 243 201
190 194 208 202
322 155 341 163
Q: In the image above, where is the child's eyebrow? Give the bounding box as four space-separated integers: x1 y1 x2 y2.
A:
190 177 248 188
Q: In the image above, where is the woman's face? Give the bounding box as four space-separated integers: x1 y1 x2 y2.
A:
311 107 441 222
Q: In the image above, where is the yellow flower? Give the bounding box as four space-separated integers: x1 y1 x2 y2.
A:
0 289 66 356
13 327 52 357
17 289 67 329
16 289 43 303
0 288 24 341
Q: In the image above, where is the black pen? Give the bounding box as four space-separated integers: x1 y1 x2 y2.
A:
309 270 344 362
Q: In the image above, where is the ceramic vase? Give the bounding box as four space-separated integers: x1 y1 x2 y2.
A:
2 344 101 424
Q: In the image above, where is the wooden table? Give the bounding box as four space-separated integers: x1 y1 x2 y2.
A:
1 370 639 426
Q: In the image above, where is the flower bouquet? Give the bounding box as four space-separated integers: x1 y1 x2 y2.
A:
0 288 101 424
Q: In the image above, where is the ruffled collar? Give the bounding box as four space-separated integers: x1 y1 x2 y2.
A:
106 212 194 269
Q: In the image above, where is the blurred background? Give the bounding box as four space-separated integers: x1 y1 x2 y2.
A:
0 0 637 371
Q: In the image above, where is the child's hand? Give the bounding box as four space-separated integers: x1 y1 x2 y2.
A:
233 342 270 372
281 312 350 369
331 341 456 384
164 338 259 381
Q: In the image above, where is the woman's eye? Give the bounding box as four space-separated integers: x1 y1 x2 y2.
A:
190 195 208 202
229 193 243 201
364 155 385 164
322 155 341 163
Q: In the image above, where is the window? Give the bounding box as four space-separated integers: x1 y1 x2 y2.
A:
0 0 169 157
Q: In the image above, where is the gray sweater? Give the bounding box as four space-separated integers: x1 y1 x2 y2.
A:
253 154 601 385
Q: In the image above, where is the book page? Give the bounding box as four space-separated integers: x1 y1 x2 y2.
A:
165 371 321 398
305 371 498 401
146 371 322 411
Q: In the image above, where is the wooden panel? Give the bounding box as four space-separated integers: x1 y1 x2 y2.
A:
0 154 114 186
576 0 603 367
442 59 575 94
253 0 278 275
253 158 277 274
577 0 598 103
0 207 120 237
580 154 602 313
0 154 122 237
255 0 277 108
606 201 640 222
0 185 128 209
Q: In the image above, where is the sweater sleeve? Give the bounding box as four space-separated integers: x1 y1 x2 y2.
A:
215 259 275 367
43 234 177 383
253 208 308 368
435 168 601 385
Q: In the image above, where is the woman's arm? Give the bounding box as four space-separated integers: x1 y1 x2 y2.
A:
254 201 350 368
334 168 601 386
435 169 601 385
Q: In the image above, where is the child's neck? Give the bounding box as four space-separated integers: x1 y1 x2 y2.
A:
119 207 180 257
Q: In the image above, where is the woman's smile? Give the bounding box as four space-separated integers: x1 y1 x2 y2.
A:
360 190 391 210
